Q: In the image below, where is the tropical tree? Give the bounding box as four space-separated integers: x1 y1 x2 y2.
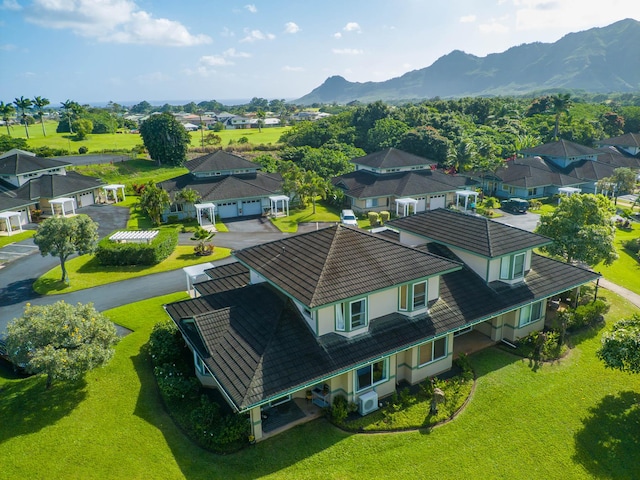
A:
33 215 99 284
0 101 16 136
60 99 77 134
536 194 618 266
5 301 119 389
446 138 477 172
139 113 191 166
13 96 33 138
176 187 201 219
299 170 329 214
72 118 94 140
256 109 266 133
597 314 640 374
551 93 572 140
32 96 50 136
138 182 170 225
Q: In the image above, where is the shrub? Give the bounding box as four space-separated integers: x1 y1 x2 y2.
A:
148 320 190 368
453 352 474 381
329 394 350 424
78 146 89 154
154 363 200 401
623 237 640 257
188 395 250 450
518 330 564 361
368 211 380 226
528 199 542 210
566 299 609 331
95 227 178 266
482 197 500 209
379 211 390 224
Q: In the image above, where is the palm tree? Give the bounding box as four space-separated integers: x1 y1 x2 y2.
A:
256 109 266 133
32 96 50 137
551 93 572 141
447 138 477 173
13 96 33 138
176 187 201 219
60 99 76 134
299 170 329 214
0 101 16 136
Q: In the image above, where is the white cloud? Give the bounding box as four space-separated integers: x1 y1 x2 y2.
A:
1 0 21 11
332 48 363 55
283 65 304 72
343 22 361 33
200 55 234 67
223 48 251 58
333 32 342 39
284 22 300 34
240 29 275 42
25 0 211 46
244 4 257 13
460 14 477 23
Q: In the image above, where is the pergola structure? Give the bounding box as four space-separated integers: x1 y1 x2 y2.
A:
102 184 126 202
195 203 216 229
183 262 215 297
109 230 159 243
0 211 23 235
50 198 76 217
395 197 418 217
455 190 479 212
558 186 582 203
269 195 290 217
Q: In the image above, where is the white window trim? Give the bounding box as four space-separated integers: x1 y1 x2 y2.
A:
500 252 526 280
413 281 427 309
418 337 447 367
335 298 367 332
355 358 389 392
519 301 543 327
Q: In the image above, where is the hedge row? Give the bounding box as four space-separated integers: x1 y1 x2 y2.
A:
95 227 179 266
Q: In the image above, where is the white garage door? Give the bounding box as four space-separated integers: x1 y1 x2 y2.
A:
429 194 446 210
416 197 426 212
242 199 262 216
217 202 238 218
78 191 94 207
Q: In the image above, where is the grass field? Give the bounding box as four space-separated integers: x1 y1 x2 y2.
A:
596 222 640 294
8 121 289 154
70 160 188 190
1 289 639 479
0 230 34 248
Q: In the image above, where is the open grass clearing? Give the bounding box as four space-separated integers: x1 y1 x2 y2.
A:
32 245 231 294
1 290 639 479
270 200 340 232
596 221 640 294
70 159 187 189
0 230 35 248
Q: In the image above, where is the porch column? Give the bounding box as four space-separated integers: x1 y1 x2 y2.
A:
249 407 263 441
490 316 503 341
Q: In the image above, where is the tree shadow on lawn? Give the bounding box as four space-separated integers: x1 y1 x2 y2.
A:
128 348 350 478
573 391 640 479
0 375 87 445
470 346 522 378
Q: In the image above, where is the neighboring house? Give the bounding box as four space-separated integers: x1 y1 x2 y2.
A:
164 208 599 441
332 148 476 214
158 150 284 220
0 149 105 225
477 139 639 199
597 132 640 157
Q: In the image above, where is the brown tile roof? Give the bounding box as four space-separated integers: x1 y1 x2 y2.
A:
13 172 104 201
352 148 438 169
595 147 640 169
0 151 70 176
234 224 461 308
195 262 250 296
598 132 640 148
186 150 259 173
519 139 601 158
492 156 582 188
389 208 551 257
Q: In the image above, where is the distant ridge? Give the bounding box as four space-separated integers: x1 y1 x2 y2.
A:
295 18 640 105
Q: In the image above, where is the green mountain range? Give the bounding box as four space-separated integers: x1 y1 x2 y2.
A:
295 18 640 105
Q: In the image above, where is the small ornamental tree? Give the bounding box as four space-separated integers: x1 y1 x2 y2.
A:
33 215 99 284
138 181 170 225
536 194 618 266
139 112 191 166
5 301 119 389
597 314 640 374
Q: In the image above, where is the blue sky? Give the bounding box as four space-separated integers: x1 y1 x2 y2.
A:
1 0 640 106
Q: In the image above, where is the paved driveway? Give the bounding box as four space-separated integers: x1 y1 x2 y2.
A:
222 215 280 233
492 210 540 233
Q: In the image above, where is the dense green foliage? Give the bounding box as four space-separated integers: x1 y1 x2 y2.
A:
138 181 171 225
33 215 99 283
598 314 640 374
5 301 119 389
139 112 191 166
95 227 178 266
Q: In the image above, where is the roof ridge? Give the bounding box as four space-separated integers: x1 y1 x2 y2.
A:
308 226 341 307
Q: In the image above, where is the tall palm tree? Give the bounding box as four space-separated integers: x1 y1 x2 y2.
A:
0 101 16 136
32 96 50 137
256 109 266 133
551 93 572 141
60 99 76 134
13 96 33 138
447 138 477 173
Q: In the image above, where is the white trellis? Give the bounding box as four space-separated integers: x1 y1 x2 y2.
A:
0 211 23 235
455 190 479 212
395 197 418 217
50 197 76 217
109 230 159 243
558 186 582 203
269 195 290 217
195 203 216 229
102 184 126 202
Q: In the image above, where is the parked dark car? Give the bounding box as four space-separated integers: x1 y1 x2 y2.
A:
501 198 529 214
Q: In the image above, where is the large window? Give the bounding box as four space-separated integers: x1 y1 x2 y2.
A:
336 298 367 332
365 198 380 208
413 282 427 309
519 301 543 327
500 252 526 280
399 281 428 312
418 337 447 366
356 359 388 391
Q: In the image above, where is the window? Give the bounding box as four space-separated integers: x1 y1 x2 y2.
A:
413 282 427 309
336 298 367 331
528 188 537 196
365 198 379 208
169 203 184 213
356 359 388 391
502 185 515 195
399 284 408 311
519 301 543 327
500 253 526 280
194 353 210 376
418 337 447 366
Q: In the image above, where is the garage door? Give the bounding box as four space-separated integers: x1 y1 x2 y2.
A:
429 194 446 210
416 197 426 212
217 202 238 218
78 191 94 207
242 199 262 216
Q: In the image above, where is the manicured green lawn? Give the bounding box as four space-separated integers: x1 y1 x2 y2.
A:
2 289 639 479
271 200 339 232
596 222 640 295
189 126 289 146
0 230 35 248
70 159 188 190
32 245 231 294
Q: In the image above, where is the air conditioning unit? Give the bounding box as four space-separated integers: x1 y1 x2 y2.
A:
358 390 379 415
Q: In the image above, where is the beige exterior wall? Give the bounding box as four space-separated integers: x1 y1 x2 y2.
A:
407 335 454 384
487 250 532 284
369 287 398 319
398 231 427 247
501 300 547 342
449 247 489 280
316 304 335 336
428 276 440 302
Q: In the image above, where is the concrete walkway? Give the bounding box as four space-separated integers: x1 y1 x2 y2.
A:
598 278 640 309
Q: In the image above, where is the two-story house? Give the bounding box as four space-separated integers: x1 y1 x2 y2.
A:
332 148 476 215
0 149 105 228
158 150 284 220
164 208 599 441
